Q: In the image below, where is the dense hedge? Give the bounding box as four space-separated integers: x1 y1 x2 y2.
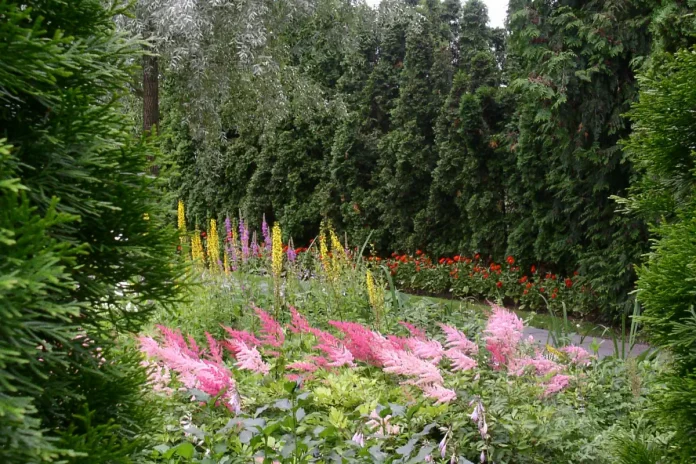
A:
163 0 694 318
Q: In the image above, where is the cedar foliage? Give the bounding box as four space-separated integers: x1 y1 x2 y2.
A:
0 1 184 461
163 0 696 318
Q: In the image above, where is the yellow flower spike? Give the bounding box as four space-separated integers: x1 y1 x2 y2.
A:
223 252 230 275
177 200 186 232
366 269 385 325
272 222 283 279
191 227 205 265
208 219 220 271
319 224 332 280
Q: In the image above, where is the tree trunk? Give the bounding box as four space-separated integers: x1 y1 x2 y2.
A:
143 53 159 175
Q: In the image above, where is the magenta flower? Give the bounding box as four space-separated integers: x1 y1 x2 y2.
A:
254 307 285 348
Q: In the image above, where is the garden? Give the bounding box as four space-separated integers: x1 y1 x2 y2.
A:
2 0 696 463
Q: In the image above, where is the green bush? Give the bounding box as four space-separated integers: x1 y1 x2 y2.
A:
0 1 185 461
621 47 696 460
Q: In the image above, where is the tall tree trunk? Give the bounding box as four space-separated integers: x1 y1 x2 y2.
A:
143 53 159 175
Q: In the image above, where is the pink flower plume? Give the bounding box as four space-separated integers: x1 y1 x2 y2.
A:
483 304 524 368
439 324 478 355
229 340 270 375
445 349 477 371
254 307 285 348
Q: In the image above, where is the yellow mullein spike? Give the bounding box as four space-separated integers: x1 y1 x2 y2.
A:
208 219 220 271
271 222 283 279
223 252 230 275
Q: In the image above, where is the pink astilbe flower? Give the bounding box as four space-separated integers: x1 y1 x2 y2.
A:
445 349 477 371
286 361 319 373
329 321 391 365
138 333 240 413
229 340 270 375
255 307 285 348
407 338 445 364
399 321 426 340
439 324 479 355
483 304 524 368
205 332 224 364
288 307 312 334
156 325 197 357
561 346 593 366
378 348 444 386
543 374 571 396
325 345 355 367
221 325 262 353
508 355 562 377
386 335 411 350
421 384 457 404
140 360 174 394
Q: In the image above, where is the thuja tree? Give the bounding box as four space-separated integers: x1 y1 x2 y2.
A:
506 0 653 314
0 1 184 461
619 47 696 460
421 0 514 257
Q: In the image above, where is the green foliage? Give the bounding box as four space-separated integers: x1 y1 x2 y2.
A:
0 1 185 461
620 46 696 460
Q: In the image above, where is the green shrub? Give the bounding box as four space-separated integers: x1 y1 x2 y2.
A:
0 1 185 461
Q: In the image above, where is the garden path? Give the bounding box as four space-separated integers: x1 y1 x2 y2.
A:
523 326 651 359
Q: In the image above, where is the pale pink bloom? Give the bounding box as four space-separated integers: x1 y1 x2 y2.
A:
480 450 486 463
351 431 365 447
408 338 444 364
483 304 524 367
425 455 433 462
139 332 240 413
399 321 426 339
286 361 319 372
229 340 270 375
325 345 355 367
254 307 285 348
561 346 593 366
439 436 447 458
445 349 477 371
543 374 571 396
378 348 444 386
508 355 562 377
366 410 400 436
421 384 457 404
469 397 488 440
141 360 174 394
439 323 479 355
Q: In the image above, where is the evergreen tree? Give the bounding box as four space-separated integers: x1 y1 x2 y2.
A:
506 0 653 314
0 1 184 460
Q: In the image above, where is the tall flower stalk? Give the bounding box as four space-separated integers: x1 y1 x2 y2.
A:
191 225 205 266
271 222 283 316
208 219 221 271
366 270 385 327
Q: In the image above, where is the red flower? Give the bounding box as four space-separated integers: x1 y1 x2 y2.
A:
545 273 552 280
506 255 515 265
454 255 460 262
446 258 454 265
483 272 489 279
531 265 537 274
565 278 573 288
525 282 533 289
551 274 557 281
496 281 503 288
201 231 207 238
539 287 545 293
551 293 557 299
519 276 528 284
177 245 182 251
523 289 529 295
439 258 446 265
416 249 423 256
474 253 480 260
573 271 579 276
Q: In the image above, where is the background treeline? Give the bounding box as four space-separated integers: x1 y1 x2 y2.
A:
163 0 695 317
